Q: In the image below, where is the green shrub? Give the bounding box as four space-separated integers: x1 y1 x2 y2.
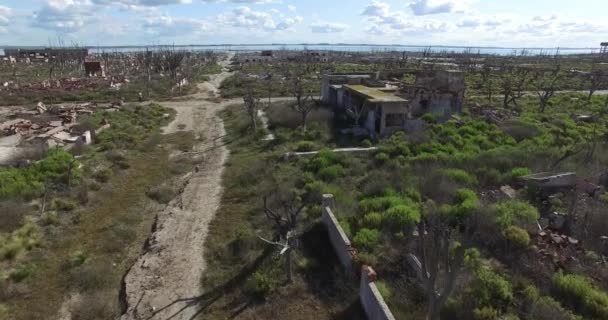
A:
452 188 480 219
375 280 393 299
318 164 344 181
40 211 60 226
245 271 275 299
421 113 437 124
510 167 531 179
53 198 76 211
375 152 389 164
531 296 581 320
358 252 378 266
0 219 40 260
306 149 338 173
353 228 382 250
472 267 513 308
94 168 112 183
503 226 530 249
473 307 498 320
552 272 608 319
145 185 176 204
295 141 317 152
385 205 421 231
9 264 34 282
362 212 383 228
600 192 608 204
0 149 80 199
361 139 373 148
338 218 353 238
443 168 478 185
67 250 88 268
493 200 539 230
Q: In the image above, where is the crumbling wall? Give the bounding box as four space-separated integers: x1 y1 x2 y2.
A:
360 266 396 320
321 194 396 320
321 195 355 272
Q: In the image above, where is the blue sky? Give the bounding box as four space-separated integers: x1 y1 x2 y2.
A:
0 0 606 47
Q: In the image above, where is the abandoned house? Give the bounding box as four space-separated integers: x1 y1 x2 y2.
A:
3 48 89 63
321 70 465 136
84 61 104 77
404 70 465 121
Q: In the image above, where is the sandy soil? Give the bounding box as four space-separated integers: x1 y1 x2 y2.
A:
119 57 235 320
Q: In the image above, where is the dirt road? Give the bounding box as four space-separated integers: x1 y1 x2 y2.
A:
120 57 235 320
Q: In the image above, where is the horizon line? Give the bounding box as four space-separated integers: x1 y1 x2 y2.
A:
0 43 600 50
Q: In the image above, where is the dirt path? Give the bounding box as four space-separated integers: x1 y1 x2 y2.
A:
120 56 235 320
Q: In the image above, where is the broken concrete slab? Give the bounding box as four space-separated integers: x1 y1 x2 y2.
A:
521 172 577 188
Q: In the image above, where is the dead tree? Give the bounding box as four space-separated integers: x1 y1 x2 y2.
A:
585 68 608 103
533 65 561 113
260 196 306 283
243 83 260 131
417 210 465 320
479 64 495 105
498 65 532 108
290 74 317 133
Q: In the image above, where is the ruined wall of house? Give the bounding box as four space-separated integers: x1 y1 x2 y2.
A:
321 194 397 320
408 70 465 119
360 266 397 320
321 195 355 272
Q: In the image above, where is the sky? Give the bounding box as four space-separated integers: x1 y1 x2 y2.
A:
0 0 607 47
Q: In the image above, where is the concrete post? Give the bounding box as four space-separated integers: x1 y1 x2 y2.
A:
322 194 334 209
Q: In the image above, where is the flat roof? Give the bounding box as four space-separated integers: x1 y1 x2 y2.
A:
344 84 407 103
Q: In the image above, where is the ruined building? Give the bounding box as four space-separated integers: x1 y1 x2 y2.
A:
321 70 465 136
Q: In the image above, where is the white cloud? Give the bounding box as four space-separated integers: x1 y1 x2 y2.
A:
287 5 296 12
407 0 474 16
32 0 97 33
361 0 390 17
143 14 208 36
310 21 348 33
202 0 276 3
0 6 12 27
93 0 191 6
217 6 302 31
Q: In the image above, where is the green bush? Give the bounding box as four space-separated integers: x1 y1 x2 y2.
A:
472 266 513 308
421 113 437 124
451 188 480 219
358 252 378 266
375 152 389 164
353 228 382 250
306 149 338 173
145 185 176 204
9 264 34 282
375 280 393 299
245 271 275 299
53 198 76 211
362 212 383 228
0 149 80 200
40 211 60 226
552 272 608 319
0 219 40 260
503 226 530 249
385 205 421 231
531 296 581 320
473 307 498 320
510 167 531 179
295 141 317 152
493 200 540 230
443 168 478 185
318 164 344 181
94 168 112 183
67 250 88 268
361 139 373 148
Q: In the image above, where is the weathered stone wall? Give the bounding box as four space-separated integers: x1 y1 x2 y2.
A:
360 266 396 320
321 195 355 272
321 194 396 320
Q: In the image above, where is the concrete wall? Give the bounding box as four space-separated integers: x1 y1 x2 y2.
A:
360 266 396 320
321 194 397 320
321 195 355 272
